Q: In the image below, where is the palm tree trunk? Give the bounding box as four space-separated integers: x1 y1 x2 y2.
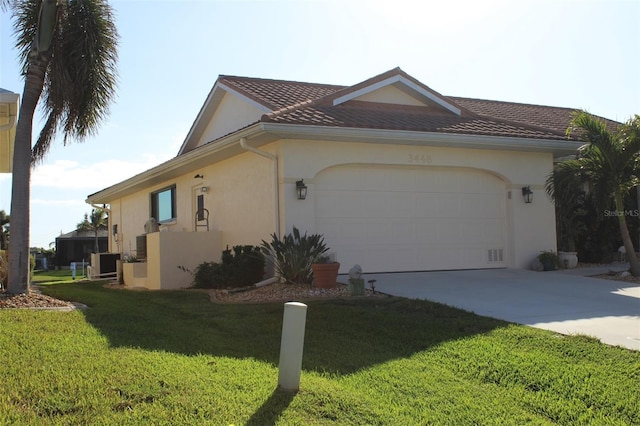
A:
7 57 49 294
615 192 640 276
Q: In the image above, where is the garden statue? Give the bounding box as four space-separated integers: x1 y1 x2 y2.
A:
348 264 365 296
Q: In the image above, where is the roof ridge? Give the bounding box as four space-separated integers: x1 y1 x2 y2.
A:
219 74 346 90
265 98 318 119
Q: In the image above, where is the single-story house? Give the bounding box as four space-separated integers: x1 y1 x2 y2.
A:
87 67 613 290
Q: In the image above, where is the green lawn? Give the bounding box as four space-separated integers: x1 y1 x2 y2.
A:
31 269 85 284
0 281 638 425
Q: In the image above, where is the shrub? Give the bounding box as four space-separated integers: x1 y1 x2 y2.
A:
537 250 558 271
191 245 265 289
261 226 328 285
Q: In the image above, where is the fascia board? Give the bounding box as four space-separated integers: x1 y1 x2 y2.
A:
177 82 272 156
177 82 225 156
260 123 582 156
332 75 461 116
0 91 19 104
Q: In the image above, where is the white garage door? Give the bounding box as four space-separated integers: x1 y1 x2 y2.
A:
315 164 506 273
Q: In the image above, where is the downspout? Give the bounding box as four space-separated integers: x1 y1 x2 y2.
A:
239 137 280 237
239 137 280 286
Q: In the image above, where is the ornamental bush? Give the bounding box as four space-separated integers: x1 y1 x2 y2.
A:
191 245 265 289
261 226 329 285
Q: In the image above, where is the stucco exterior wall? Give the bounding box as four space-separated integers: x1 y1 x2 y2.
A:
354 84 425 106
277 139 556 269
146 231 222 290
107 149 275 263
197 92 265 147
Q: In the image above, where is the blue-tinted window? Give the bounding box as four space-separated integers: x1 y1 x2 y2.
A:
151 185 176 222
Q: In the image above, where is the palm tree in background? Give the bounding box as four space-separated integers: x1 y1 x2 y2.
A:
0 210 9 250
1 0 118 294
546 111 640 276
77 208 107 254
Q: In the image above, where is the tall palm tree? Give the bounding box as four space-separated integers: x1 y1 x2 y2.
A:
2 0 118 294
77 208 107 254
0 210 9 250
547 111 640 276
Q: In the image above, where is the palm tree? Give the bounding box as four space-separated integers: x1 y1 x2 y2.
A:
547 111 640 276
77 208 107 254
0 210 9 250
2 0 118 294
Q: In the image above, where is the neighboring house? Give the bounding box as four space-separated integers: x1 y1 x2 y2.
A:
55 229 108 267
0 88 19 173
87 67 614 290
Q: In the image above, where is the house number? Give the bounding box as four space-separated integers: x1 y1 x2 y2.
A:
408 153 432 164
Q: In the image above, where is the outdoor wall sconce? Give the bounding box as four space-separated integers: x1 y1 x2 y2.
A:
296 179 308 200
521 186 533 204
194 174 203 179
201 186 209 193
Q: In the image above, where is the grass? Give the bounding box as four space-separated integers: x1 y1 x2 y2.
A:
31 269 85 284
0 281 638 425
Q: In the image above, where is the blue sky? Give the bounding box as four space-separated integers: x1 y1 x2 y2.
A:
1 0 639 250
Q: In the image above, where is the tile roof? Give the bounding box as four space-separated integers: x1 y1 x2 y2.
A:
216 71 618 142
262 102 564 140
218 75 343 111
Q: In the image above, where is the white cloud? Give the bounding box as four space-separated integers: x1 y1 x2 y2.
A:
31 153 173 190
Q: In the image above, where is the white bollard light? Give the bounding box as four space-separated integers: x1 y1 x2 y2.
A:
278 302 308 391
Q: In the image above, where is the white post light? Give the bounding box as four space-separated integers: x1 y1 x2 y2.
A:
278 302 308 391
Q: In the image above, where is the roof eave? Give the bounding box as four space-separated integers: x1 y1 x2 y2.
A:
89 123 580 204
260 123 581 156
87 123 268 204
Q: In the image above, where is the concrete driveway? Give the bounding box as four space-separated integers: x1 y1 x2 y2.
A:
360 267 640 351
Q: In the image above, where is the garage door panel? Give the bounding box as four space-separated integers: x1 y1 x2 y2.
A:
315 165 506 272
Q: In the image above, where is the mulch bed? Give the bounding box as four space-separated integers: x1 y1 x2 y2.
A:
207 282 384 304
0 290 74 309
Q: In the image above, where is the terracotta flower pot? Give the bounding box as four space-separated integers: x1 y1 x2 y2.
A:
311 262 340 288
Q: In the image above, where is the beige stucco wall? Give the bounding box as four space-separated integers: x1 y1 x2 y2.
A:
146 231 222 290
197 92 265 147
107 135 556 280
105 148 275 289
122 262 147 287
277 139 556 270
353 84 425 106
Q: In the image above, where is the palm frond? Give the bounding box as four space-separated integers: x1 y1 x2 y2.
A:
13 0 120 163
11 0 41 76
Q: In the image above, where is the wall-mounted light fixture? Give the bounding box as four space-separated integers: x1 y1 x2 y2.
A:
194 174 203 179
521 186 533 204
201 186 209 193
296 179 308 200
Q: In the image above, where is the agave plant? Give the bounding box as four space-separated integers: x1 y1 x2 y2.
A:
261 226 329 285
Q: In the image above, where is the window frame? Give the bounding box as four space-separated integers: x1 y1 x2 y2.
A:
150 184 177 223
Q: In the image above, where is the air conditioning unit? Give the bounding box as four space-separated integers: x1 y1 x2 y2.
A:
89 253 121 279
